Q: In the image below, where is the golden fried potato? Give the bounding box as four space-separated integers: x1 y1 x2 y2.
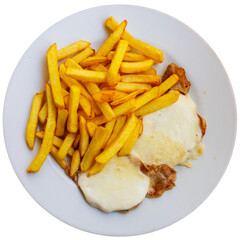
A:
38 101 48 125
95 113 138 164
112 82 152 93
26 91 45 150
55 108 68 137
120 59 154 73
88 162 105 177
92 90 127 103
72 47 95 63
27 83 57 172
86 122 98 138
50 145 67 169
121 75 161 86
80 56 108 68
70 150 81 177
79 115 89 157
107 51 149 62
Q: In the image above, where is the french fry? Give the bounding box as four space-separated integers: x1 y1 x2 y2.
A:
73 134 80 149
85 83 115 121
67 86 80 133
59 63 101 115
113 44 132 52
36 131 74 156
92 90 127 102
80 56 108 68
118 118 142 156
88 162 105 177
105 17 164 63
120 59 154 73
135 91 180 116
61 88 69 97
86 122 98 138
96 20 127 56
72 47 95 63
139 68 157 75
79 94 93 118
112 82 152 93
121 75 161 86
55 108 68 137
79 115 89 157
57 40 90 61
26 91 45 150
61 80 68 90
96 113 138 164
65 58 82 70
107 51 149 62
92 98 136 125
105 116 127 147
158 74 179 95
81 127 108 172
89 63 108 72
49 145 67 169
66 68 107 83
70 150 81 177
47 43 65 108
64 95 69 108
38 101 48 124
102 118 116 147
27 83 57 172
78 110 94 120
110 89 145 106
106 40 129 86
57 133 77 160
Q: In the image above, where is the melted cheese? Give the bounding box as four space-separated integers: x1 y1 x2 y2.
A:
78 155 149 213
131 94 204 167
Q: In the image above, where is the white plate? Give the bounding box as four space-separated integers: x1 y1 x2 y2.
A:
3 5 237 236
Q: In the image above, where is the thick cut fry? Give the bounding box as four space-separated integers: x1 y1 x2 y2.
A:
79 95 93 118
132 74 178 111
55 108 68 137
105 116 127 147
110 89 145 106
158 74 179 95
36 131 74 156
92 99 136 125
96 113 138 164
135 91 180 116
72 47 95 63
106 40 129 86
120 59 154 73
139 68 157 75
38 102 48 124
57 40 90 61
92 90 127 102
66 68 107 83
107 51 149 62
81 127 108 172
80 56 108 68
121 75 161 86
78 110 93 120
73 134 80 149
67 86 80 133
47 43 65 108
59 64 101 115
85 83 115 121
102 118 116 147
61 88 69 97
70 150 81 177
86 122 98 138
64 95 69 108
88 162 105 177
65 58 82 70
79 116 89 157
57 133 77 159
50 145 67 169
105 17 164 63
27 83 56 172
61 80 68 90
113 82 152 93
96 20 127 56
118 118 142 156
26 91 45 150
89 63 108 72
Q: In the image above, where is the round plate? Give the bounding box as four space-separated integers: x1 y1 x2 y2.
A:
3 5 237 236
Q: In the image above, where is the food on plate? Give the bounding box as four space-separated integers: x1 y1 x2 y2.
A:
26 17 206 213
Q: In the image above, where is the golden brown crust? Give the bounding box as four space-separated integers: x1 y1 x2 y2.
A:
162 63 191 95
141 164 177 198
197 113 207 138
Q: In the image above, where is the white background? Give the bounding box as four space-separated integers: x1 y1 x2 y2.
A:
1 0 239 239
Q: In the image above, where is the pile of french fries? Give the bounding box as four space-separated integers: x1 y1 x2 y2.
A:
26 16 180 177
